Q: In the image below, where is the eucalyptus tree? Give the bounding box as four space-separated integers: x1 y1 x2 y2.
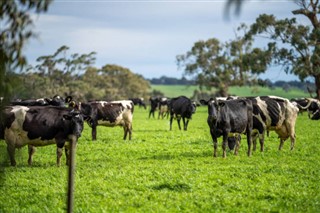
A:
99 64 151 100
176 28 272 96
31 45 96 96
245 0 320 98
0 0 52 101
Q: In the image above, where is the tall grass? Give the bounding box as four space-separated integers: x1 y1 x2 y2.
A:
0 107 319 212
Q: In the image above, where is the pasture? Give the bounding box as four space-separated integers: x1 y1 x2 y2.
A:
0 106 319 212
151 85 308 99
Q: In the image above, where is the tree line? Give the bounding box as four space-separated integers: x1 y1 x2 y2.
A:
10 45 151 101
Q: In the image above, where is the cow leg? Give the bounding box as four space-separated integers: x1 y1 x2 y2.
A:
177 117 181 130
247 130 252 157
92 124 97 141
56 147 63 167
290 133 296 150
210 129 218 157
123 126 128 140
252 132 258 151
222 133 228 158
128 125 132 140
6 142 16 166
28 145 36 166
234 136 240 156
259 133 265 152
183 117 189 131
279 139 285 150
169 115 174 130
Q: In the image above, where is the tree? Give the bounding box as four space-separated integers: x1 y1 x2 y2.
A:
176 28 272 96
99 64 151 100
245 0 320 98
28 45 96 97
0 0 52 101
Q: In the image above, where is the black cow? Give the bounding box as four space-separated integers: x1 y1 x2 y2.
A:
200 98 253 158
149 97 160 118
129 98 146 109
169 96 196 131
80 100 134 140
10 95 66 107
0 105 84 166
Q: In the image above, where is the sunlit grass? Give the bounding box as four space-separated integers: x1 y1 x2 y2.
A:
0 107 319 212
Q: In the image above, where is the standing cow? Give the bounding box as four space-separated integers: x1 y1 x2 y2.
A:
248 96 299 151
0 105 84 166
200 98 253 158
169 96 196 131
158 97 170 119
129 98 146 109
80 100 134 140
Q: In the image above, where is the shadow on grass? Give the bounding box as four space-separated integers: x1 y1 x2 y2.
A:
138 151 211 161
151 182 191 192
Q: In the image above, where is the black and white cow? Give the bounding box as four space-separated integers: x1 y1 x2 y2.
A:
129 98 146 109
80 100 134 140
169 96 196 131
158 97 170 119
10 95 66 107
249 96 299 151
200 98 253 158
0 105 84 166
290 97 319 117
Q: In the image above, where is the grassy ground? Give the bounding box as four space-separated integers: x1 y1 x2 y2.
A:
0 106 319 212
151 85 308 99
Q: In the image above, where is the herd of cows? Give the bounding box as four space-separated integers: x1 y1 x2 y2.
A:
0 94 319 166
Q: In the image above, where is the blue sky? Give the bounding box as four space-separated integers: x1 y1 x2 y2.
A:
26 0 305 81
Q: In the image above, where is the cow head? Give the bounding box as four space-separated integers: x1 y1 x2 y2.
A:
200 98 224 124
63 110 84 138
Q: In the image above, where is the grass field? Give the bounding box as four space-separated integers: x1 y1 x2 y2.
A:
0 106 319 212
151 85 308 99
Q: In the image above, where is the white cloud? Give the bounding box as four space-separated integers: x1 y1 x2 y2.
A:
25 1 301 81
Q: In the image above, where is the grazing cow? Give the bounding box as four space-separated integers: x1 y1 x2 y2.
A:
246 96 299 151
200 98 253 157
169 96 196 131
290 98 319 117
158 97 170 119
10 95 66 107
0 105 84 166
80 100 134 140
129 98 146 109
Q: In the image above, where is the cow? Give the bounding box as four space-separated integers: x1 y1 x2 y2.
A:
0 105 84 166
241 96 299 152
80 100 134 140
200 98 253 158
158 97 170 119
169 96 196 131
290 98 319 117
10 95 66 107
129 98 146 109
149 97 160 118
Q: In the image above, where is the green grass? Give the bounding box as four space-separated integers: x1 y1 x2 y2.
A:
0 107 320 212
151 84 308 99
